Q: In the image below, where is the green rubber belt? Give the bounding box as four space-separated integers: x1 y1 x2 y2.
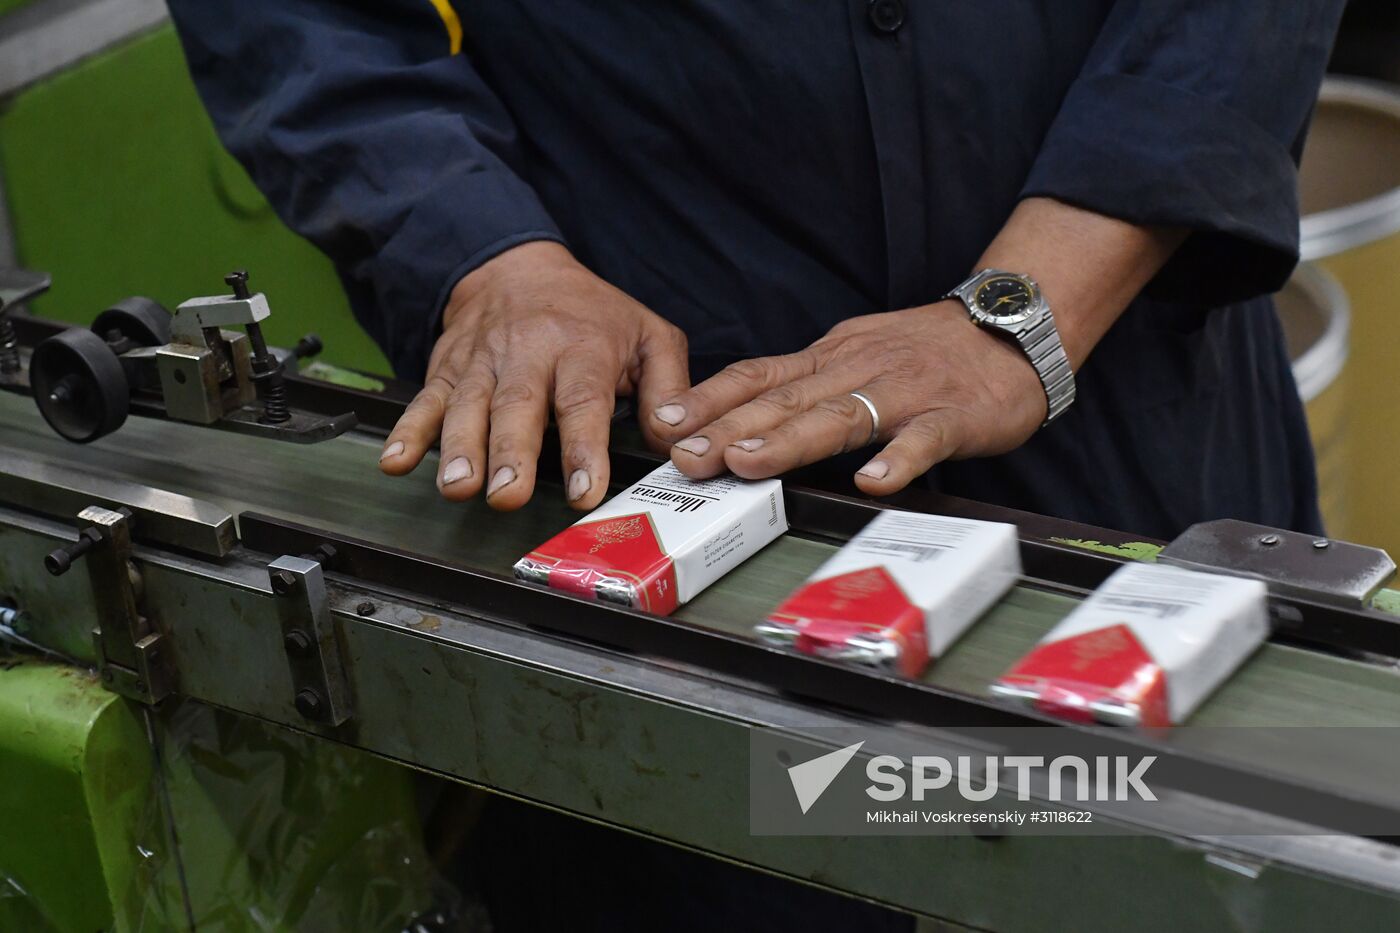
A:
2 388 1398 731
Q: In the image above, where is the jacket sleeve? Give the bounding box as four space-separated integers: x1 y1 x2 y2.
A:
1019 0 1347 304
167 0 564 374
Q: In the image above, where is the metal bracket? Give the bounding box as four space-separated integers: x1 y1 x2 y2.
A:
268 554 353 726
45 505 172 703
1159 519 1397 609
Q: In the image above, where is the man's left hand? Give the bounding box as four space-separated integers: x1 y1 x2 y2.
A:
650 301 1048 495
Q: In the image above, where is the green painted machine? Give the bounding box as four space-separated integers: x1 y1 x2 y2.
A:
0 659 440 931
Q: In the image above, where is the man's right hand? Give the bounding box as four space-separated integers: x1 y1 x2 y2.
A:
378 241 690 511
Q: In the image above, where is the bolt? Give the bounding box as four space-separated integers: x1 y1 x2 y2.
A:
46 374 80 407
270 569 298 596
294 688 324 720
1313 539 1331 550
1259 534 1281 547
303 543 338 567
283 629 312 657
45 528 101 576
356 601 376 617
224 269 251 300
292 334 324 361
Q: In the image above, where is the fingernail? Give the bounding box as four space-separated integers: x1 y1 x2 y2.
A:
487 466 516 497
731 438 765 452
440 457 473 486
567 469 591 501
654 404 686 426
857 459 890 480
674 436 711 457
379 441 404 462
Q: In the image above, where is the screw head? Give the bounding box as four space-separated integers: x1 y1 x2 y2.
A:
1259 534 1281 547
283 629 312 657
356 601 376 617
270 570 298 596
224 269 250 299
1313 539 1331 550
294 688 323 720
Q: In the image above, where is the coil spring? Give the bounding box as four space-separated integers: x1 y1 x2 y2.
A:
261 374 291 423
0 315 20 375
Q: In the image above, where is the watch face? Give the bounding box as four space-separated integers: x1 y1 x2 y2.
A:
972 275 1037 325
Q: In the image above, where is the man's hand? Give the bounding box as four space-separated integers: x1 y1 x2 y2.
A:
649 302 1046 496
379 241 689 510
649 198 1185 497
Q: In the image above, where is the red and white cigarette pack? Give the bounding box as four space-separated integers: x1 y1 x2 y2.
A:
991 563 1269 726
514 463 786 615
756 511 1020 677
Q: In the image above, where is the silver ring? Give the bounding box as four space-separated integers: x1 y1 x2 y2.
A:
849 391 880 447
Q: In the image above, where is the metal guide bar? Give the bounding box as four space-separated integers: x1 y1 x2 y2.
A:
0 449 235 557
238 511 1400 840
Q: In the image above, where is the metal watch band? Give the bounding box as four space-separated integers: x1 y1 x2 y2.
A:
945 271 1077 428
1017 306 1076 426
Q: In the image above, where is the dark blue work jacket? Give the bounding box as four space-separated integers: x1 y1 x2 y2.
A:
168 0 1343 539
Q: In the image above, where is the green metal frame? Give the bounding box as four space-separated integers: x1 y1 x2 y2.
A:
0 658 149 931
0 653 438 932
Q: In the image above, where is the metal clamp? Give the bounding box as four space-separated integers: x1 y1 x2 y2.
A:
45 505 172 703
268 552 353 726
1159 519 1397 609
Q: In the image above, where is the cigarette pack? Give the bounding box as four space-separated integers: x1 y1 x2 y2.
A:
755 511 1020 677
991 563 1269 726
514 463 786 615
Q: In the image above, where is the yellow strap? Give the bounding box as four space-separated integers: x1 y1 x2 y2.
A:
427 0 463 55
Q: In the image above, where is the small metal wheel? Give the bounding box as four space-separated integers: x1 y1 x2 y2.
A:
91 296 172 347
30 328 130 443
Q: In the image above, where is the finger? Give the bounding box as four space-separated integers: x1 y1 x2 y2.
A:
380 329 471 474
651 351 817 443
554 354 616 511
671 370 863 479
436 355 495 501
722 389 882 480
853 412 961 497
634 320 690 451
380 373 454 475
483 356 553 511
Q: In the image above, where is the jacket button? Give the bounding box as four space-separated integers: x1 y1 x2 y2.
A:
867 0 905 34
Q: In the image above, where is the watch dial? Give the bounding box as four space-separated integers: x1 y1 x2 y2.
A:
973 276 1035 323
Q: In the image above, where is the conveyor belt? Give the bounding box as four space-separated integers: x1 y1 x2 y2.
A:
3 389 1398 732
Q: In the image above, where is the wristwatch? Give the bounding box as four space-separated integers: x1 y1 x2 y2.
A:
945 269 1076 426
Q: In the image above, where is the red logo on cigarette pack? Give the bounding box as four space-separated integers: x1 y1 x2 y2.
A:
526 513 680 614
767 567 929 677
996 624 1169 726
